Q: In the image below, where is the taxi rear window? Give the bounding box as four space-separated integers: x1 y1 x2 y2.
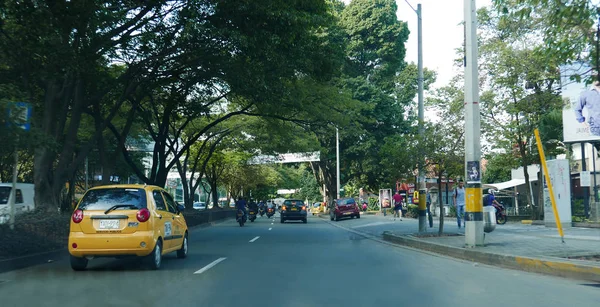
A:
78 188 147 210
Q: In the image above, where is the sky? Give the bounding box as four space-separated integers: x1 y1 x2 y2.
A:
342 0 493 89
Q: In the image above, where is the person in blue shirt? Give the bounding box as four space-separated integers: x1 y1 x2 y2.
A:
236 197 248 219
485 189 501 207
574 81 600 136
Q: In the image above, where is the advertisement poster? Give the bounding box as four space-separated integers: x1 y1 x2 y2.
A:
561 63 598 143
379 189 392 211
467 161 480 183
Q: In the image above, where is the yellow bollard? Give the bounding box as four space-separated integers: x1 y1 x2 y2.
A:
534 129 565 242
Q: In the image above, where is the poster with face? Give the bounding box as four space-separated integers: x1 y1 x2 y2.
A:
379 189 392 209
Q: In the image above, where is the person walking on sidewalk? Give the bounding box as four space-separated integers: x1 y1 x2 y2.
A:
453 180 466 228
393 191 403 220
426 189 433 228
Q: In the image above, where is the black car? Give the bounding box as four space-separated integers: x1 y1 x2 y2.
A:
280 199 307 223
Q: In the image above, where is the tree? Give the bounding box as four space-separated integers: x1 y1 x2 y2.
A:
492 0 598 80
478 7 564 218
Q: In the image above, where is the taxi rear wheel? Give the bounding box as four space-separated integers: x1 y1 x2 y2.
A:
146 240 162 270
70 255 88 271
177 234 188 259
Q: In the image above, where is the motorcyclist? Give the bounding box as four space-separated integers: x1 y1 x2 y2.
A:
248 199 258 213
485 189 501 207
236 197 248 219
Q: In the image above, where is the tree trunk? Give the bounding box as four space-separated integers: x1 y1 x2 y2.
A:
518 142 536 219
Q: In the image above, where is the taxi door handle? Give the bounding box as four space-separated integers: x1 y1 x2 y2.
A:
156 214 162 219
172 216 175 219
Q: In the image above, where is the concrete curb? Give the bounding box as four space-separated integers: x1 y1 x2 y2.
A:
382 231 600 283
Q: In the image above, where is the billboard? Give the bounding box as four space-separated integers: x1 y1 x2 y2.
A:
561 63 595 143
543 159 571 226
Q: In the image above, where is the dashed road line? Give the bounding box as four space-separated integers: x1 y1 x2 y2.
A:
269 228 272 231
194 257 227 274
249 236 260 243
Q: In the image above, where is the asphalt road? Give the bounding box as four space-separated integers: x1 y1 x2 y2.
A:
0 213 598 307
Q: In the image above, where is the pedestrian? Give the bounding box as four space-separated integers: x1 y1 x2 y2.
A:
453 180 466 228
426 189 433 228
393 190 403 221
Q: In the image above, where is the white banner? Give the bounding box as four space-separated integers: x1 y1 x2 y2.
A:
561 63 598 143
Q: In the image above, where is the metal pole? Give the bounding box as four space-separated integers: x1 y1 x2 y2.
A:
581 142 590 218
9 136 18 230
85 156 89 191
464 0 484 246
416 3 427 232
336 127 340 199
593 144 598 202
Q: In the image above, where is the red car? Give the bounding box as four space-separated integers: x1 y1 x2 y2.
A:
329 198 360 221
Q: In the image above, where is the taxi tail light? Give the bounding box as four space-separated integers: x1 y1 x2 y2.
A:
72 209 84 223
301 206 306 211
136 208 150 222
282 205 287 211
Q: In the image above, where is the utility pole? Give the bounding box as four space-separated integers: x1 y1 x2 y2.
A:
403 1 426 232
336 127 340 199
416 4 427 232
464 0 484 246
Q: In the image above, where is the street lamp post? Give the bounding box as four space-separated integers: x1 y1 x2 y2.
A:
403 0 427 232
336 127 340 199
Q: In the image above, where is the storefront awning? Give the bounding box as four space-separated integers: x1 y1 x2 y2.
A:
483 178 537 191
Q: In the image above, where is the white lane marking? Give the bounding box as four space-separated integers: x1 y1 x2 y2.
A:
352 221 395 229
249 236 260 243
194 257 227 274
269 228 272 231
271 222 274 225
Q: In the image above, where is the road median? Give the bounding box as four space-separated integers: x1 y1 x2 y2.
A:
382 231 600 283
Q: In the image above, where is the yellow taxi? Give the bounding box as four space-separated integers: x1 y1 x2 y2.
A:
68 184 188 271
311 202 321 215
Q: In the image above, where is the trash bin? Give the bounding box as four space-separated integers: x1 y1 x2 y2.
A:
483 206 497 233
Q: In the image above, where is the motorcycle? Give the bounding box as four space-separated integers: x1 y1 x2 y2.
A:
259 207 265 217
266 207 275 218
248 209 257 222
236 209 246 227
493 202 507 225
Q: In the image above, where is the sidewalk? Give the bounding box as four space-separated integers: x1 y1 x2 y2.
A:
324 213 600 282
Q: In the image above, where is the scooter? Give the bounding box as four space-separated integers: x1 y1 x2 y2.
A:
493 202 507 225
237 209 246 227
249 209 257 222
266 207 275 218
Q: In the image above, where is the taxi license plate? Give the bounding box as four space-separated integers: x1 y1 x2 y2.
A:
291 208 298 211
99 220 120 230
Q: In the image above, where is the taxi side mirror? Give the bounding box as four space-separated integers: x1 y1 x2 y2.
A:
177 204 185 213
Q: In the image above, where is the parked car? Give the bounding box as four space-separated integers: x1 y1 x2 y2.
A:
68 184 188 271
330 197 360 221
280 199 307 223
0 183 35 224
193 202 206 210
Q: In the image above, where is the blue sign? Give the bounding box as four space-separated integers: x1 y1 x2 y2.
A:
6 102 32 131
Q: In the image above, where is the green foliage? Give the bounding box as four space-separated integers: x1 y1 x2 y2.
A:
482 152 520 184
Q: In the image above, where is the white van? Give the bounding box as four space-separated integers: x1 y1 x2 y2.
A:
0 183 35 224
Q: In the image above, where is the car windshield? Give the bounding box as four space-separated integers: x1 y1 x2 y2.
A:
77 188 147 211
0 187 10 205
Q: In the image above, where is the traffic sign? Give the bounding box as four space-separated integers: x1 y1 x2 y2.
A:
6 102 32 131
